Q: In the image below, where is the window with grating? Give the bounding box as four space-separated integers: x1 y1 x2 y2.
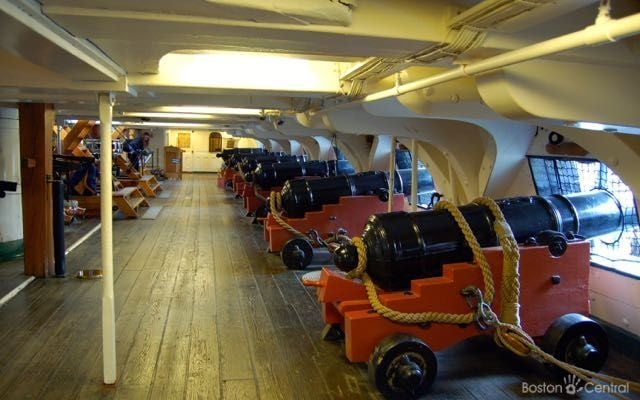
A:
528 156 639 277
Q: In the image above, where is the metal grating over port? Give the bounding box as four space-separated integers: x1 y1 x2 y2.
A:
529 156 639 275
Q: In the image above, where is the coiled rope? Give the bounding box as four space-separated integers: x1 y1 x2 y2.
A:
490 313 640 397
347 197 639 396
269 191 305 238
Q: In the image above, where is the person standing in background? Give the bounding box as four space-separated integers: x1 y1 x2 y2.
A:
123 131 151 170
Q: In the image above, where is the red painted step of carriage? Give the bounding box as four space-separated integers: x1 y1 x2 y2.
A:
243 186 282 214
232 173 246 196
217 168 235 188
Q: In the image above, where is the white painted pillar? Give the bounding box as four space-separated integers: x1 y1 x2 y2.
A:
369 135 391 171
268 139 284 153
313 136 334 160
0 108 23 256
410 139 418 212
98 93 116 384
387 137 396 212
289 140 304 156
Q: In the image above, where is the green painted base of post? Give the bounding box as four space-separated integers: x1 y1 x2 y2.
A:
0 239 24 262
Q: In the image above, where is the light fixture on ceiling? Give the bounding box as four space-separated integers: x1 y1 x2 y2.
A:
158 52 344 93
63 119 222 129
574 122 607 131
120 112 220 120
113 121 219 128
155 106 265 116
571 121 640 135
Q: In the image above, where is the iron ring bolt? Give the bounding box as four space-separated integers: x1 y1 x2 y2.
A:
478 302 497 327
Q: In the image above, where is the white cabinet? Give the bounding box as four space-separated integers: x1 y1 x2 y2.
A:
181 151 224 172
193 152 210 171
182 151 193 172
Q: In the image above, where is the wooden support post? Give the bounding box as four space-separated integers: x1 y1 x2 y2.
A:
18 103 55 277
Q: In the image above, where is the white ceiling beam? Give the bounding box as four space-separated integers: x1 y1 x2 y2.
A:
42 1 455 73
0 0 125 81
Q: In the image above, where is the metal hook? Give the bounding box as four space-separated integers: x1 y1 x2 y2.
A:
461 286 494 330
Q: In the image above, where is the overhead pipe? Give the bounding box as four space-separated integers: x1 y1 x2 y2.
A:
363 12 640 103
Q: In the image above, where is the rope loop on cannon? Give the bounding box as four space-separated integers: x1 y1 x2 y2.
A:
269 191 305 238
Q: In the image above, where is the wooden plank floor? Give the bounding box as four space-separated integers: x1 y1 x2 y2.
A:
0 259 24 299
0 212 100 299
0 174 638 400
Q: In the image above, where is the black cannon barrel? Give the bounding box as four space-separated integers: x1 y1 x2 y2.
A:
333 190 623 290
395 149 413 170
241 155 306 181
239 155 280 173
279 154 304 163
297 160 329 177
0 180 18 198
327 159 356 176
217 148 265 163
253 160 330 189
216 148 249 160
395 168 434 196
237 153 296 172
228 150 274 168
280 171 393 218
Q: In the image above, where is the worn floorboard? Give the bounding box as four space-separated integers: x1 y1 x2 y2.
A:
0 174 637 400
0 212 100 299
0 259 26 300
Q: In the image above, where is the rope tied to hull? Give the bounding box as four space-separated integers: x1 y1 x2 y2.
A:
345 197 639 397
488 308 640 398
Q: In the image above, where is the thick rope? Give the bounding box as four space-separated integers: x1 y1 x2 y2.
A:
473 197 521 326
362 271 476 324
345 236 367 280
434 199 496 304
490 310 640 398
269 191 305 238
